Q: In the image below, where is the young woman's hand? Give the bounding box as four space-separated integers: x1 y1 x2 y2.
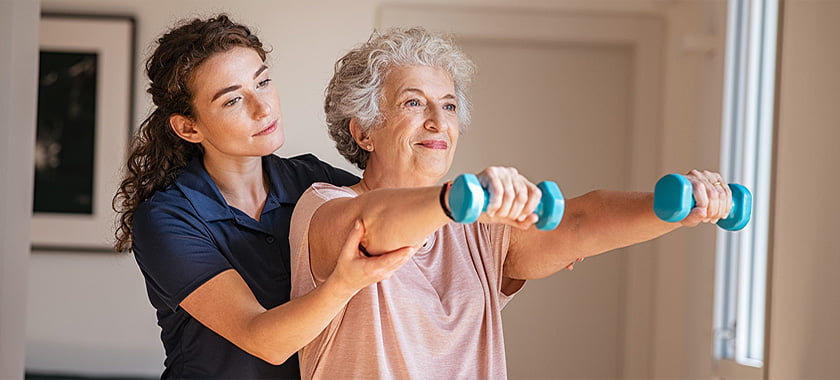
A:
326 220 418 297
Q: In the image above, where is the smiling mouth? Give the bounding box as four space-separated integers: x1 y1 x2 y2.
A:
416 140 448 149
253 120 278 137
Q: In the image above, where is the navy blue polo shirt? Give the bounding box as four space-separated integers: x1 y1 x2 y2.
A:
132 154 358 379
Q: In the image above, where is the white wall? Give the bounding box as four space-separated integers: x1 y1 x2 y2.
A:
767 1 840 379
0 1 39 379
28 0 733 378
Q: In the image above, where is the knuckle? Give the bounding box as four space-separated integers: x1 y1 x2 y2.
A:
503 190 515 201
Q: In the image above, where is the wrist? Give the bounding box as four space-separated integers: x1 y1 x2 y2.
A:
439 181 454 221
321 272 361 301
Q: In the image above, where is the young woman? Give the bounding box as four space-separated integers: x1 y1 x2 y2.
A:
113 15 415 378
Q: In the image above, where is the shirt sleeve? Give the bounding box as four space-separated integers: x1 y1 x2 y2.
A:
289 183 358 299
132 199 232 311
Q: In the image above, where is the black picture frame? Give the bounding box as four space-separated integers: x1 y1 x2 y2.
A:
32 13 136 252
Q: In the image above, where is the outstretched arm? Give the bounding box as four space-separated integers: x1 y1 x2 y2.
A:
308 167 540 283
504 170 734 280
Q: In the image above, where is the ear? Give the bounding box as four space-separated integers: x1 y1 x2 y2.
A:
349 118 372 151
169 114 204 144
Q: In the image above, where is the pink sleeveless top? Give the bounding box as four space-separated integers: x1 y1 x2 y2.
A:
290 183 524 379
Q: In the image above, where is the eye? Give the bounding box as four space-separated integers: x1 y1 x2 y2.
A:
257 78 272 88
405 99 422 107
224 97 242 107
444 103 457 112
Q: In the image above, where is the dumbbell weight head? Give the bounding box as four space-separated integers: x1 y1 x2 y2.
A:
653 174 694 223
535 181 565 230
449 174 485 224
717 184 752 231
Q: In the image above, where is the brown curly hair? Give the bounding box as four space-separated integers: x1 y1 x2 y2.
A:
113 14 268 252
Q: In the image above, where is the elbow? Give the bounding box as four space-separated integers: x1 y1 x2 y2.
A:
245 334 296 366
265 355 293 367
509 267 560 280
257 350 295 366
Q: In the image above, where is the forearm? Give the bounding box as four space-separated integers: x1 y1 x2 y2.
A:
506 190 679 279
245 276 356 364
571 190 680 255
180 269 359 366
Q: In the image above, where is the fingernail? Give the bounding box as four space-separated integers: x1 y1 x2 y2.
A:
354 220 361 229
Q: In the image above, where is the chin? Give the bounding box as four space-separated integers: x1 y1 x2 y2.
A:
263 135 286 155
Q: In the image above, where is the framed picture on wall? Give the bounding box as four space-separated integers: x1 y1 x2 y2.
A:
31 14 135 252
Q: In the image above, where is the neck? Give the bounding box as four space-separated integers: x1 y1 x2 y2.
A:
203 154 268 215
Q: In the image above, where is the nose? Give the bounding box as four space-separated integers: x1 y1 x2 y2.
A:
252 93 272 120
424 107 451 132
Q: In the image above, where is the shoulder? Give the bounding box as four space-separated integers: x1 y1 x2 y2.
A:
268 153 359 185
307 182 358 200
293 183 357 218
135 186 197 226
264 154 358 202
292 183 356 225
133 187 210 249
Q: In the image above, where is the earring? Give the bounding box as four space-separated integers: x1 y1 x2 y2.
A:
366 145 373 151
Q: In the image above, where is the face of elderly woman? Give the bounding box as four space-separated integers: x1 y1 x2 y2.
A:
365 65 460 182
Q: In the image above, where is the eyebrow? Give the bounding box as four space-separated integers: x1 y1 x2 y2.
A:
401 87 457 100
210 64 269 102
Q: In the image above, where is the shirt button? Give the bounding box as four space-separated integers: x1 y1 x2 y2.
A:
265 236 276 244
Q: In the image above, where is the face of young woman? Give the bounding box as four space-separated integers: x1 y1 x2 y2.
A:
365 65 460 183
186 46 284 159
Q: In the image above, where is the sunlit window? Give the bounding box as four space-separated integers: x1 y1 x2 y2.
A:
714 0 778 368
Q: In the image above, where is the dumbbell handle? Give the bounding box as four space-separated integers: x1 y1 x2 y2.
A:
447 174 565 230
653 174 752 231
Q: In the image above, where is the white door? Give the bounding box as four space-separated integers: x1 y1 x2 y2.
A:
381 6 663 378
458 39 632 378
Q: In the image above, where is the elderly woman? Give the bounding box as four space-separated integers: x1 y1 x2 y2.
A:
290 28 732 379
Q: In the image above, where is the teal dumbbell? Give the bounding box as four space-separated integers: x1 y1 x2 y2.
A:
447 173 565 230
653 173 752 231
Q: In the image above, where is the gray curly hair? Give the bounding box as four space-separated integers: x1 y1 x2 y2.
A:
324 27 476 169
